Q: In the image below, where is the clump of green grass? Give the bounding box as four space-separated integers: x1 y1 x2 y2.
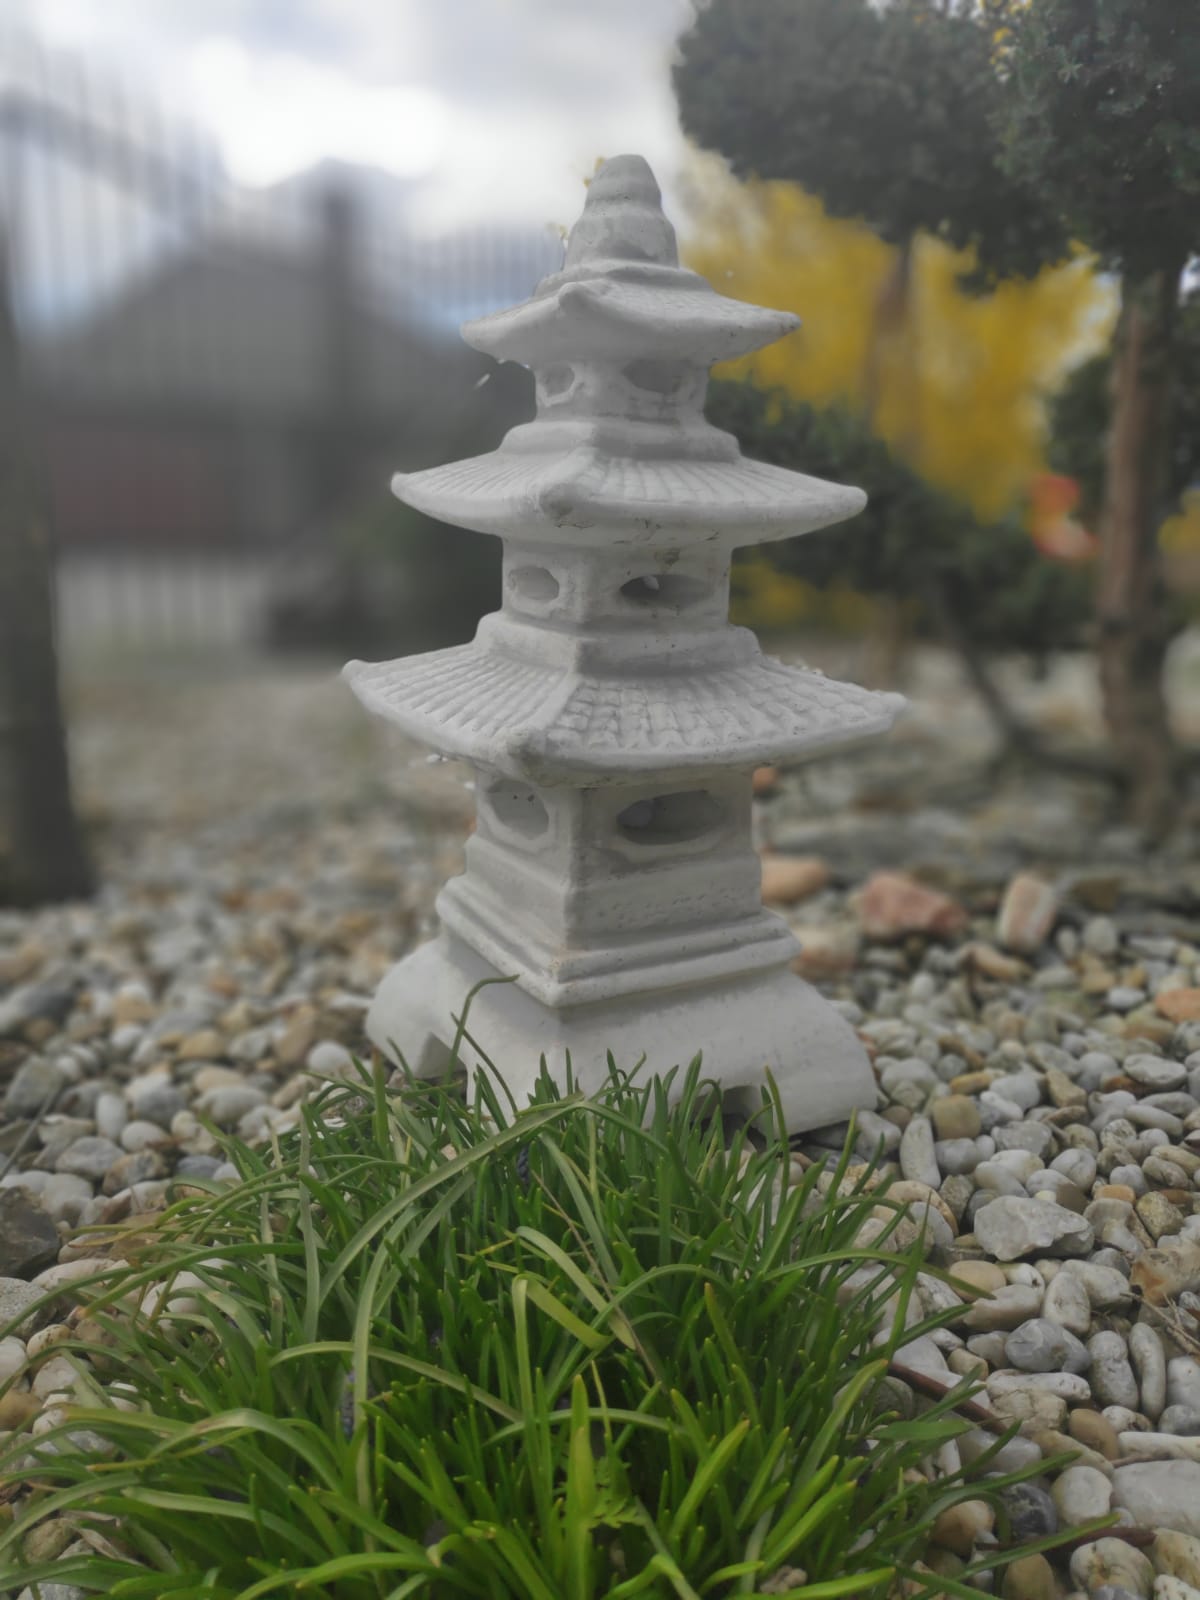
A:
1 1057 1062 1599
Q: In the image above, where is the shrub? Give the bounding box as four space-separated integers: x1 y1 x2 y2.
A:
709 378 1092 660
1 1058 1066 1599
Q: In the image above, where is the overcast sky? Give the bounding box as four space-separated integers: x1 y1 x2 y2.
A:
7 0 698 234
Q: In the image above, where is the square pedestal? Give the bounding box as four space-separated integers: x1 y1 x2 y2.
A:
365 929 876 1132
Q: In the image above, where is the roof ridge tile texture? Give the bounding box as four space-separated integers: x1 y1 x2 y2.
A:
344 153 902 1130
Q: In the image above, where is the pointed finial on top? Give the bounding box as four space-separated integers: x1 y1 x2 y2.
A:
564 154 678 270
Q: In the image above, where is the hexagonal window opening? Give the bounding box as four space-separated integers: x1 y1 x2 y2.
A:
616 790 724 845
508 565 561 604
486 782 551 840
619 573 710 609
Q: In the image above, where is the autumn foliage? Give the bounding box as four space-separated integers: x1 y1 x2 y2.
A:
682 164 1113 527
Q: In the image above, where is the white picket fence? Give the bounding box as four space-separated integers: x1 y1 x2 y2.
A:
57 554 275 654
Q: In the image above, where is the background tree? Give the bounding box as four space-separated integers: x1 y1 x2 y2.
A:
999 2 1200 826
1050 292 1200 540
675 0 1200 827
683 168 1107 544
0 235 92 906
707 377 1091 753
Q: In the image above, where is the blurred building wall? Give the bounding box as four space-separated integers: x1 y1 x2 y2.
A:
0 31 553 654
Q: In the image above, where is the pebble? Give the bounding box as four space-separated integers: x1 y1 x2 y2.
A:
0 1190 60 1278
0 1334 27 1384
1002 1553 1058 1600
936 1137 981 1175
1069 1409 1121 1459
930 1498 994 1558
53 1136 124 1180
37 1174 93 1226
92 1092 127 1142
1127 1056 1189 1092
119 1119 170 1152
899 1116 940 1187
1006 1317 1091 1374
1070 1539 1155 1597
1131 1325 1168 1421
15 1582 89 1600
1159 1406 1200 1436
855 1110 901 1157
1153 1577 1200 1600
1052 1463 1114 1525
306 1039 357 1080
1137 1194 1187 1241
1090 1331 1141 1410
990 1385 1068 1432
1054 1148 1100 1188
1153 1531 1200 1587
127 1082 186 1126
974 1197 1095 1261
961 1283 1044 1332
1064 1260 1134 1310
1131 1242 1200 1306
1042 1269 1093 1337
31 1354 78 1398
996 872 1059 954
930 1096 982 1140
1084 917 1121 958
193 1085 267 1128
1167 1360 1200 1415
0 1389 41 1430
1114 1463 1200 1536
2 1058 69 1120
1000 1481 1058 1540
949 1259 1006 1295
0 1277 47 1338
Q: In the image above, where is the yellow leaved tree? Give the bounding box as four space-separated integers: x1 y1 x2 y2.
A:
681 158 1114 527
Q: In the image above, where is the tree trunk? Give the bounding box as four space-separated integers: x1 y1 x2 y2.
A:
924 575 1041 757
0 238 93 906
1095 268 1180 834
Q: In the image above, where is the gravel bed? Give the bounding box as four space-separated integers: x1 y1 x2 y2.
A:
2 654 1200 1597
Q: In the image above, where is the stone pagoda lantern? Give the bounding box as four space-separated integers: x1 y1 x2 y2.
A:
345 154 902 1131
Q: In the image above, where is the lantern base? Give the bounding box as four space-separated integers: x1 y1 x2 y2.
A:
365 930 876 1134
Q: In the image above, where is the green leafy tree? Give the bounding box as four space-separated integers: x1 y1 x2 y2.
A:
675 0 1200 827
676 0 1065 281
1050 292 1200 534
1001 6 1200 827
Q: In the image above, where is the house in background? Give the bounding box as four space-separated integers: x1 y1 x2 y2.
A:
28 181 536 653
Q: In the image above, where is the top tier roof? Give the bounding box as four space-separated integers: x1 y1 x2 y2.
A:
392 154 867 549
459 155 799 366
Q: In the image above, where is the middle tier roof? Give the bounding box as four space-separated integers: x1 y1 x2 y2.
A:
394 427 867 548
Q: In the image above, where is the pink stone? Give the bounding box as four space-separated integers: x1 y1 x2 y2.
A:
854 871 967 941
1156 988 1200 1023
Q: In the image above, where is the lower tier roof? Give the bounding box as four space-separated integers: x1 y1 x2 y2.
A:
345 642 903 784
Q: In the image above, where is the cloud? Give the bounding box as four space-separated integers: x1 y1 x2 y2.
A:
187 38 449 186
17 0 697 225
